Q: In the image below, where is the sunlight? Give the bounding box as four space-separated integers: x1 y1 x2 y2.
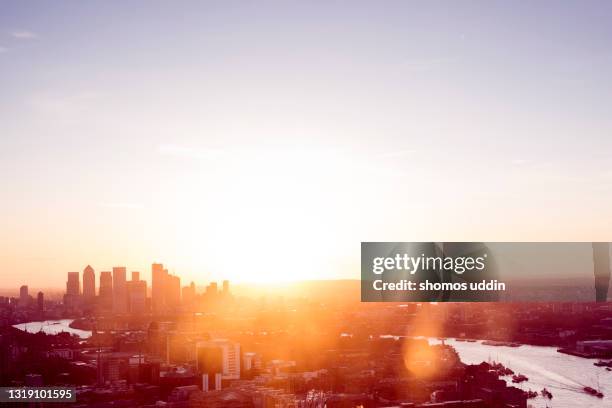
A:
167 148 355 282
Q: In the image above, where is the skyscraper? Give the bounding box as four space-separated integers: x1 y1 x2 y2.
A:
165 274 181 308
196 339 241 381
37 291 44 313
128 279 147 314
19 285 29 307
222 280 229 295
152 263 166 313
99 271 113 310
66 272 80 296
83 265 96 299
206 282 218 298
182 282 196 306
112 266 127 313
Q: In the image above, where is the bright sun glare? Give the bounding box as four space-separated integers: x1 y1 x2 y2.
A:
165 148 364 283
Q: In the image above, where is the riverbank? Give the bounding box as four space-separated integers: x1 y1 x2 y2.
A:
429 338 611 408
69 318 94 331
12 319 92 339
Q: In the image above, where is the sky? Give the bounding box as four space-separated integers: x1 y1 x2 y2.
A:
2 1 612 289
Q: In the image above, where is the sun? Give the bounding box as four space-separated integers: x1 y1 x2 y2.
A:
165 148 349 283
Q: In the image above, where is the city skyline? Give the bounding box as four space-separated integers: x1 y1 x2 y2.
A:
3 262 231 295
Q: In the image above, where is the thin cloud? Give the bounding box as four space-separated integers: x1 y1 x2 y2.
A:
0 46 8 53
158 144 225 160
400 58 452 72
27 90 103 122
100 202 143 210
511 159 528 165
377 149 418 159
11 30 37 39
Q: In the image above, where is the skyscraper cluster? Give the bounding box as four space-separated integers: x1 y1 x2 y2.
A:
63 265 147 314
61 263 230 315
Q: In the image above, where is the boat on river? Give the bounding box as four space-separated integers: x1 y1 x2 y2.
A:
583 386 604 398
541 388 553 399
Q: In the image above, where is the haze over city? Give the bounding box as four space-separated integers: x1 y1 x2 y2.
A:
3 1 612 288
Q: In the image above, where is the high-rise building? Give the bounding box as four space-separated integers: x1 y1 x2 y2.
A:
151 263 166 312
99 271 113 310
182 282 196 306
131 271 140 282
222 280 229 295
19 285 29 307
165 274 181 308
128 279 147 314
113 266 127 313
66 272 80 296
196 339 240 381
83 265 95 299
64 272 81 309
37 291 44 312
206 282 218 297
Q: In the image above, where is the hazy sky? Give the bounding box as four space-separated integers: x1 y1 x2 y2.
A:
2 1 612 289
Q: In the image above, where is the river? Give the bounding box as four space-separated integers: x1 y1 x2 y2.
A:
12 319 92 339
428 338 611 408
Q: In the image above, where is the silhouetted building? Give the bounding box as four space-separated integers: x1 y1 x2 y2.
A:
152 263 166 313
222 280 229 295
132 271 140 281
128 279 147 314
196 343 223 391
593 242 611 302
37 291 44 312
196 339 240 383
166 274 181 308
206 282 218 297
66 272 80 296
64 272 81 309
19 285 29 307
182 282 196 306
113 266 127 313
99 271 113 310
83 265 95 299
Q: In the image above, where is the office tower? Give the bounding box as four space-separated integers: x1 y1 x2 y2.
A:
196 342 222 391
152 263 166 312
99 271 113 310
37 291 44 312
593 243 611 302
182 282 196 306
66 272 80 296
206 282 218 298
83 265 96 299
131 271 140 281
165 274 181 308
128 279 147 314
195 339 240 382
19 285 28 307
113 266 127 313
222 280 229 295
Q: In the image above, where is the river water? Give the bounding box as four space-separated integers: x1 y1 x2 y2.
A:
13 319 92 339
428 338 611 408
